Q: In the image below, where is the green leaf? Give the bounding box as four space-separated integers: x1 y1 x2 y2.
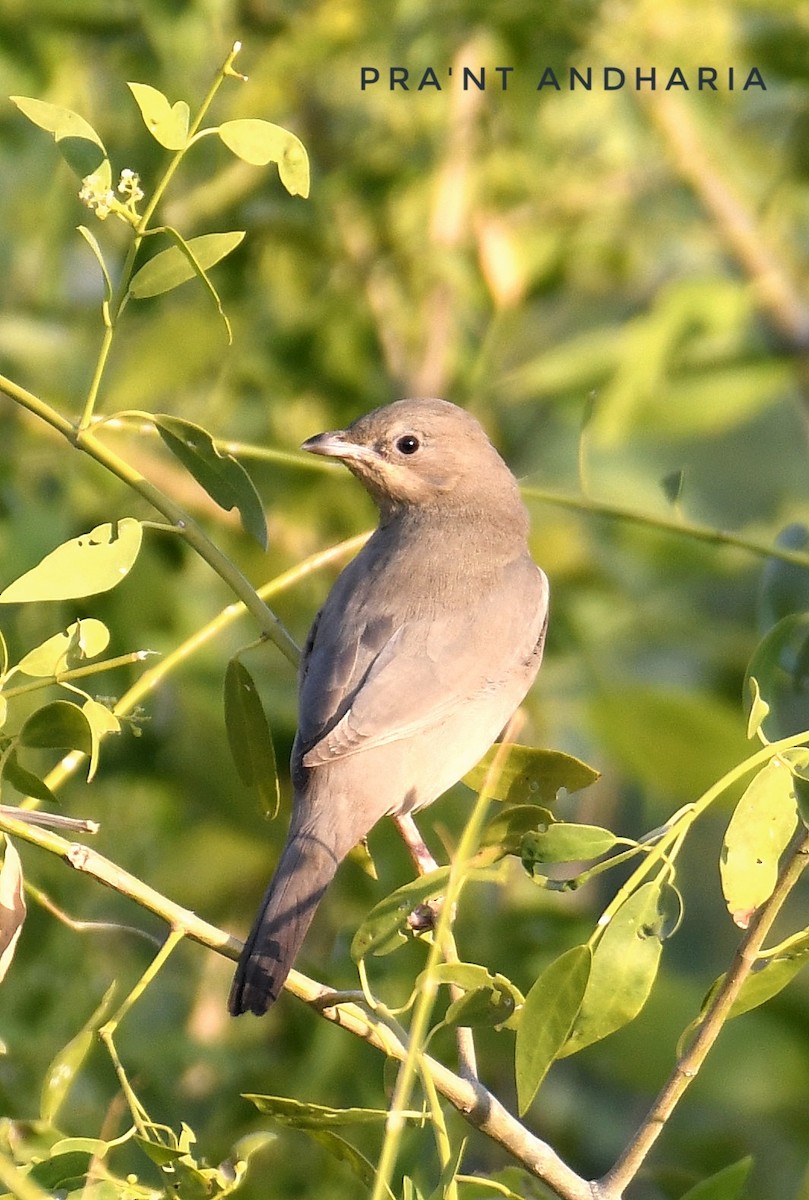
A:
746 677 770 741
154 416 267 548
1 750 59 805
426 963 524 1030
243 1095 420 1126
0 628 9 673
720 758 798 927
351 867 451 959
757 522 809 631
10 95 106 176
128 231 245 299
560 882 669 1056
82 699 121 782
77 225 113 304
306 1130 380 1189
28 1152 93 1192
709 929 809 1019
20 701 93 756
127 82 190 150
17 618 110 677
0 519 142 603
224 659 280 817
463 744 600 805
744 613 809 741
476 803 556 862
40 983 116 1124
515 944 591 1114
520 823 621 871
679 1156 753 1200
218 119 310 197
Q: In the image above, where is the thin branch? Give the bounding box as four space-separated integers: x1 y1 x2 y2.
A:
599 827 809 1198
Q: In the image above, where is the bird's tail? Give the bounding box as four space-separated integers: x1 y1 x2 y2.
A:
228 829 339 1016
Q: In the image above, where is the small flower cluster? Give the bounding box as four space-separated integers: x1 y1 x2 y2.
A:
79 167 144 224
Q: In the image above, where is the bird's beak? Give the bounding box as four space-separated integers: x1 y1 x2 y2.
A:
301 430 377 464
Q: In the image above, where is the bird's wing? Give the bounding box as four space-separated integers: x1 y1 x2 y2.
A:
299 561 548 767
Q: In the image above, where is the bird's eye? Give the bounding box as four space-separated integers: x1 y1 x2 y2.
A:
395 434 420 455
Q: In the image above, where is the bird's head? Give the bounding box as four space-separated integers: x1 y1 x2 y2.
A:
302 397 521 521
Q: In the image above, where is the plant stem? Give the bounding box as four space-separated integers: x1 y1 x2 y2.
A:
599 827 809 1198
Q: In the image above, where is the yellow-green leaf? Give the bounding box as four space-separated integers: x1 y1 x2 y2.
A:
127 82 189 150
0 519 142 603
720 758 798 927
218 119 310 197
463 744 600 805
10 95 106 176
82 698 121 782
40 983 116 1124
128 230 244 299
17 619 110 677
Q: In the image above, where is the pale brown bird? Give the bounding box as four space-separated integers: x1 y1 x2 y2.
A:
229 397 548 1016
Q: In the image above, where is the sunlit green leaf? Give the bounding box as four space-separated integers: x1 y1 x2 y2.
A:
243 1095 420 1126
127 82 190 150
746 677 770 741
560 882 669 1056
224 659 280 817
720 758 798 926
520 823 622 871
17 618 110 677
515 944 591 1114
10 95 106 176
679 1156 753 1200
82 699 121 782
0 519 142 603
218 119 310 196
476 803 556 863
129 230 244 299
463 744 600 805
20 701 93 756
154 415 267 548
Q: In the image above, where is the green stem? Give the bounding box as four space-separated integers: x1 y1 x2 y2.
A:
522 484 809 570
371 735 518 1200
2 652 153 700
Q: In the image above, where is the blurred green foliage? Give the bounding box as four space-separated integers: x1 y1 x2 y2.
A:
1 1 809 1198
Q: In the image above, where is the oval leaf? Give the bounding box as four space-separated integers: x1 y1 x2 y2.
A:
40 983 116 1124
224 659 280 818
1 750 59 805
720 758 798 927
0 519 142 603
242 1095 418 1127
10 96 106 176
560 882 668 1057
17 618 110 677
426 963 524 1030
218 119 310 197
727 930 809 1018
521 823 621 870
128 231 244 299
679 1156 753 1200
127 82 189 150
463 744 600 805
351 868 451 959
515 944 591 1115
154 416 267 548
0 837 26 984
20 700 93 756
476 804 556 863
744 613 809 741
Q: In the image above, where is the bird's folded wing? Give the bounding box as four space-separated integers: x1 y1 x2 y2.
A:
301 563 548 767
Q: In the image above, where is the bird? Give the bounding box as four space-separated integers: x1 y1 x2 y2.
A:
228 397 549 1016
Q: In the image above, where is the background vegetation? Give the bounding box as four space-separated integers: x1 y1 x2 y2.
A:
1 1 809 1198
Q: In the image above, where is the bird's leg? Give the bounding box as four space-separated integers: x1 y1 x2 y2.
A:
392 812 479 1082
393 812 439 875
